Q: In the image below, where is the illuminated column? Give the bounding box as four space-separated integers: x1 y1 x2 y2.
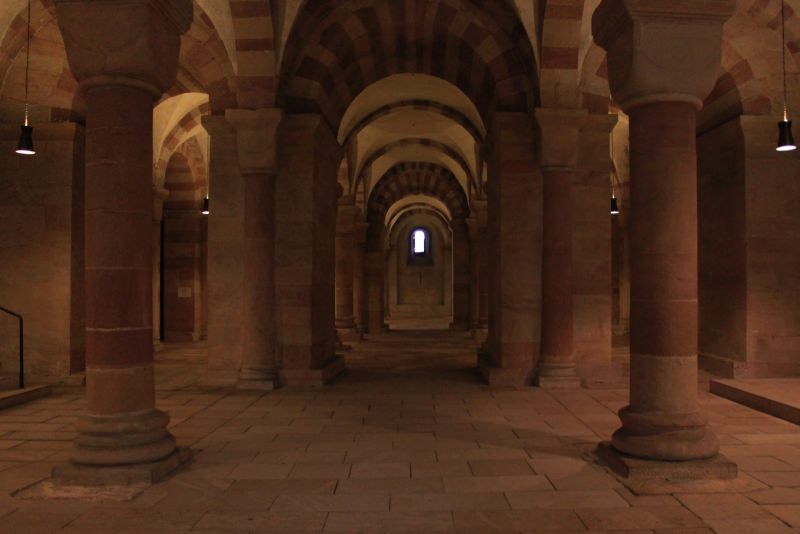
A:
227 109 282 390
335 199 360 341
451 217 470 330
535 108 587 388
365 223 385 333
593 0 735 461
483 113 542 386
54 0 191 474
353 221 369 337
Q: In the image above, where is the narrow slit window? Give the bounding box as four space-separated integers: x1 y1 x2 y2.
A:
412 229 426 255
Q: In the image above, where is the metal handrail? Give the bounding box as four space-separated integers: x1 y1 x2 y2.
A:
0 306 23 388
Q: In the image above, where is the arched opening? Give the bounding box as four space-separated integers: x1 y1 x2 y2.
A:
160 147 208 344
274 0 540 385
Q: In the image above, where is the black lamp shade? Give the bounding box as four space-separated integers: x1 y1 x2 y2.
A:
201 197 209 215
611 196 620 215
16 125 34 155
777 120 797 152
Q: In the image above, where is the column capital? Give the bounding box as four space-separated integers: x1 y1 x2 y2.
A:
535 108 589 170
225 108 283 175
55 0 192 97
592 0 735 112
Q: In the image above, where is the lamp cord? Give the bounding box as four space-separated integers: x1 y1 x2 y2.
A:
24 0 30 126
783 0 789 121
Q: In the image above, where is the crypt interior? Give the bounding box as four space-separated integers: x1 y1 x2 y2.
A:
0 0 800 531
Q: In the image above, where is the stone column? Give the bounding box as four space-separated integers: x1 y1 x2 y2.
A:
152 186 168 344
593 0 735 461
335 199 360 342
365 223 385 333
535 109 587 388
481 113 543 386
201 115 242 384
451 217 470 330
353 221 369 338
467 214 481 333
54 0 191 475
275 115 344 386
227 109 282 390
474 200 489 341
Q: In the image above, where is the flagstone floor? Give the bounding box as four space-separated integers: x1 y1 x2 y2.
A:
0 331 799 533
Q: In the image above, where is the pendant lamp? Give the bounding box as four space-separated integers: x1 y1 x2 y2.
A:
201 135 210 215
16 0 34 155
610 137 620 215
778 0 797 152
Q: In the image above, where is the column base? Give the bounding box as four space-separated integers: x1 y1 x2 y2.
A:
471 325 488 343
337 327 361 344
236 367 277 391
612 406 720 461
51 447 191 487
477 349 533 387
536 362 581 389
597 442 736 481
279 355 346 388
72 409 176 467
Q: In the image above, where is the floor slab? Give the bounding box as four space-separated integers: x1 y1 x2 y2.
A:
0 332 797 532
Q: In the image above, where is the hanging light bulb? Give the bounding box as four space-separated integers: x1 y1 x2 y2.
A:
611 194 620 215
201 135 211 215
16 0 34 155
778 0 797 152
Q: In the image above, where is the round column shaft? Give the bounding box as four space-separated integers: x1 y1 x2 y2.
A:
238 171 277 388
613 102 718 460
78 84 175 466
538 168 577 384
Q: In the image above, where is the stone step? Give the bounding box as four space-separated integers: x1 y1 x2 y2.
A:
0 385 52 411
710 378 800 425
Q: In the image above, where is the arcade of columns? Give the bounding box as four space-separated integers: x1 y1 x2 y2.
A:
4 0 760 482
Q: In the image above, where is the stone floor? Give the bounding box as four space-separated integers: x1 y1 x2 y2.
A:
0 331 799 533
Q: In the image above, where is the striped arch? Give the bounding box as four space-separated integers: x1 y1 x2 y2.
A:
167 4 238 112
702 3 800 127
278 0 537 129
0 1 237 117
579 1 800 120
164 137 209 211
341 100 485 146
229 0 278 108
367 162 469 223
155 103 211 189
539 0 585 108
0 0 79 121
356 138 476 198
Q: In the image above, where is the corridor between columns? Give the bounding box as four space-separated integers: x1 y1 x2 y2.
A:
13 0 800 511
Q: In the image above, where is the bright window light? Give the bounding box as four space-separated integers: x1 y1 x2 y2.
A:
412 229 426 254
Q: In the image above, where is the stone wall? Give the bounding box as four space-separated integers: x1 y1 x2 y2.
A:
698 117 747 373
699 115 800 377
386 211 453 330
203 116 243 384
0 122 84 381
